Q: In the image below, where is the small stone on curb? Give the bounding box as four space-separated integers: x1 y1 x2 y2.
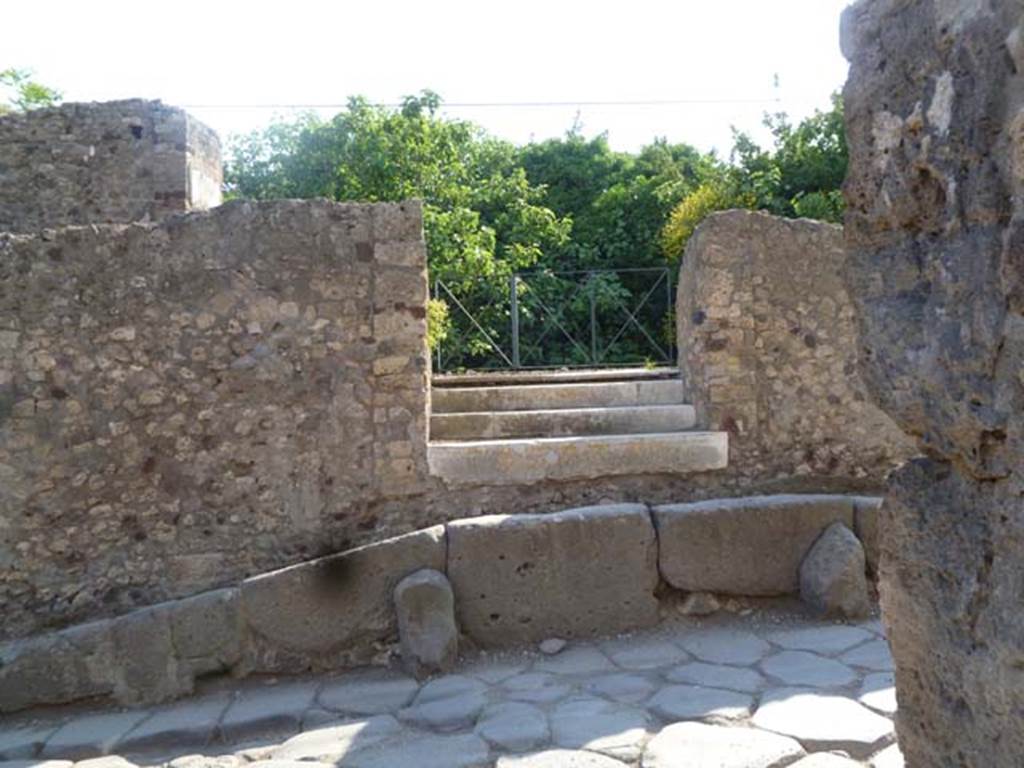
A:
539 638 567 655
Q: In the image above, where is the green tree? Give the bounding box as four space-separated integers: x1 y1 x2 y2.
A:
661 93 847 259
0 68 62 113
226 92 571 368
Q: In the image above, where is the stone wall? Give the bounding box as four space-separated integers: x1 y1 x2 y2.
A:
0 100 222 231
676 210 913 491
0 199 431 640
843 1 1024 765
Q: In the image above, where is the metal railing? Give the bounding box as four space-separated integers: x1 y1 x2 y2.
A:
433 267 675 371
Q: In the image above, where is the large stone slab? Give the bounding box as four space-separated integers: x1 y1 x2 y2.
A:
642 722 805 768
653 495 855 595
447 505 659 646
751 688 894 758
550 697 650 762
115 692 231 754
41 711 149 760
240 526 445 671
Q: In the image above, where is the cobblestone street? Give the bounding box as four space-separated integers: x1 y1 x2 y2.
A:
1 607 903 768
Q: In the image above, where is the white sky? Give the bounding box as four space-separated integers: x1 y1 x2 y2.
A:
5 0 851 155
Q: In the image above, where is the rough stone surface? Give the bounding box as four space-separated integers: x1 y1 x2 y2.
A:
496 751 628 768
218 680 320 742
676 209 913 492
654 495 858 595
317 672 419 715
842 1 1024 764
678 592 720 616
0 199 431 643
344 732 490 768
751 688 893 758
799 524 871 619
268 715 402 762
393 568 458 678
41 711 149 760
446 504 659 646
474 702 550 752
0 100 221 232
115 692 230 754
646 684 753 722
760 651 857 688
765 626 873 654
664 662 765 693
642 722 805 768
240 526 444 672
549 697 649 762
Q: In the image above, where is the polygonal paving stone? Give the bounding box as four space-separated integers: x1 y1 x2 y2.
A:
318 673 419 715
601 638 687 670
399 676 489 731
398 691 488 731
0 762 72 768
678 629 771 666
646 685 753 723
475 702 550 752
496 750 629 767
343 732 490 768
0 723 62 759
219 680 320 742
751 688 894 758
665 662 765 693
533 646 616 675
761 651 857 688
73 758 139 768
584 673 658 704
550 697 650 761
270 715 402 762
168 756 248 768
641 722 805 768
859 673 897 715
248 761 334 768
789 755 862 767
42 711 150 760
301 708 341 730
463 659 529 684
765 626 874 654
116 692 231 754
503 672 573 704
871 744 904 767
840 639 894 671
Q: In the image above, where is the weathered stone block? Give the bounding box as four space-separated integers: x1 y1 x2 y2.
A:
110 605 193 705
653 495 855 595
851 496 882 576
800 523 871 619
240 525 446 671
168 588 243 676
0 620 114 713
394 568 458 678
446 504 659 646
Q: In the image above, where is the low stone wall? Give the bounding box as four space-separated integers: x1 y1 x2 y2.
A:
0 100 222 231
0 494 880 714
676 210 915 491
0 199 431 640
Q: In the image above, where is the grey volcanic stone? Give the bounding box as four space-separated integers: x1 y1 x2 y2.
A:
475 701 550 751
344 732 490 768
110 605 193 706
859 672 897 715
800 523 870 619
269 715 402 762
318 672 419 715
393 569 458 678
533 645 615 675
240 526 445 672
41 711 149 760
446 504 659 646
550 697 650 761
760 651 857 688
115 692 231 754
789 756 861 767
678 629 770 666
539 638 566 655
168 588 243 678
840 639 893 672
843 0 1024 764
584 673 658 704
665 662 765 693
751 688 893 758
503 672 573 704
851 497 883 576
646 685 753 722
678 593 720 616
642 722 805 768
0 723 61 759
497 750 629 767
765 625 873 654
219 680 320 742
600 637 686 670
653 495 854 595
399 675 488 731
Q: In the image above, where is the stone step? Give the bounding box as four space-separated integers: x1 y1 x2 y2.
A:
427 431 728 486
433 366 680 388
430 404 697 441
431 379 686 414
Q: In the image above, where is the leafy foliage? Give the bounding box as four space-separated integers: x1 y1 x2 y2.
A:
660 93 847 259
0 68 62 113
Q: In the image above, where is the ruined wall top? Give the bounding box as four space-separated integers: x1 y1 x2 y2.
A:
0 99 222 232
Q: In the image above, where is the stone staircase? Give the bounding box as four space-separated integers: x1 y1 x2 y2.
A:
427 369 729 486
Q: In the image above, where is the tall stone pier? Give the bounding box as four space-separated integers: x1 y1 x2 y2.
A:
842 0 1024 765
